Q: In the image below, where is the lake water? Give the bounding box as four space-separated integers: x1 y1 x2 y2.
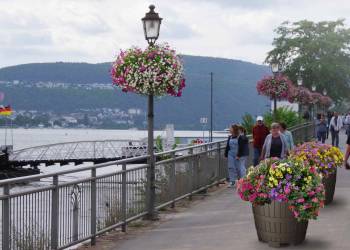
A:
0 128 228 150
0 128 228 179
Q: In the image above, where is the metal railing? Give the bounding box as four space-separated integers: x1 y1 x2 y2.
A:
0 123 314 250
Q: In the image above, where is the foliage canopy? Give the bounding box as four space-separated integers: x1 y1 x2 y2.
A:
266 19 350 103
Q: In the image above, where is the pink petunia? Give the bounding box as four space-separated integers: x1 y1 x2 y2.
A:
297 198 305 203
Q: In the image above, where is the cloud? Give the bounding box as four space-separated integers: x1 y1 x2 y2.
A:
188 0 279 10
162 21 198 39
0 0 350 67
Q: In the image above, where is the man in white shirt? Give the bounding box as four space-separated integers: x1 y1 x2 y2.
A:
344 112 350 135
330 112 343 147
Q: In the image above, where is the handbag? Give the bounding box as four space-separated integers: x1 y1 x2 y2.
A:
346 162 350 170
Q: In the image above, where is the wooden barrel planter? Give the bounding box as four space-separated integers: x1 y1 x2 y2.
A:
252 201 308 247
323 168 337 205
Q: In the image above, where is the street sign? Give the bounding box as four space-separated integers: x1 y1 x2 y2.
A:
200 117 208 124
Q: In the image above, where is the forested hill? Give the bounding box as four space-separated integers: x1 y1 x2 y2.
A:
0 62 111 83
0 55 267 84
0 55 271 129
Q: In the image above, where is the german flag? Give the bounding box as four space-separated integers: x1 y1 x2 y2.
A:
0 106 13 116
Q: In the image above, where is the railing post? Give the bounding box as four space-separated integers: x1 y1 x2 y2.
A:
216 142 221 184
73 195 79 242
196 147 202 190
201 144 208 193
169 152 176 208
189 148 194 200
2 184 10 250
51 175 59 250
121 163 127 232
90 168 97 245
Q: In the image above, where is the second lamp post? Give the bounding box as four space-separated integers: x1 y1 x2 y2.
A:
271 62 282 121
297 73 303 117
311 84 317 119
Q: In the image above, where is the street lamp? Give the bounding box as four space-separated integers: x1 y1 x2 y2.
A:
142 5 162 46
270 61 281 121
311 84 316 92
271 62 280 75
322 89 328 113
311 84 316 118
142 4 162 220
297 74 303 86
323 89 327 96
297 73 303 117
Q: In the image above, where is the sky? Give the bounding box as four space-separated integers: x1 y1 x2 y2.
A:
1 0 350 68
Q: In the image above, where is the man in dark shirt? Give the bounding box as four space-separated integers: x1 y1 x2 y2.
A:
252 116 270 166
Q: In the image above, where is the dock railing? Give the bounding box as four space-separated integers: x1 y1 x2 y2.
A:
0 122 314 250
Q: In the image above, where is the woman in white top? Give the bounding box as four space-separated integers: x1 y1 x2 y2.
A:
330 112 343 147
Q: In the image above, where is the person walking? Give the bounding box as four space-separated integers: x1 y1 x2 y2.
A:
279 122 294 150
252 116 269 166
224 124 246 188
316 114 328 143
327 111 333 139
261 122 289 160
344 112 350 135
237 126 249 171
330 112 343 147
344 131 350 169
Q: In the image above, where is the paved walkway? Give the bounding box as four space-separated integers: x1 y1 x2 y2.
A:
96 133 350 250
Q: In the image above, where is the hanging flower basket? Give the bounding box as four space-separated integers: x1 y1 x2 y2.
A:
310 92 323 105
111 43 186 96
237 158 324 246
287 86 312 105
320 96 332 107
256 75 292 100
290 142 343 204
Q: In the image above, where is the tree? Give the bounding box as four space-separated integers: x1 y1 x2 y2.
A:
266 19 350 103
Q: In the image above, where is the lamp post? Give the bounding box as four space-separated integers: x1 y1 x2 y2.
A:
322 88 328 114
142 4 162 220
297 73 303 117
311 84 316 119
210 72 213 142
271 62 281 121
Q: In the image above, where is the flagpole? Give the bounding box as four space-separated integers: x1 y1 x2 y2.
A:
11 118 13 146
4 118 7 146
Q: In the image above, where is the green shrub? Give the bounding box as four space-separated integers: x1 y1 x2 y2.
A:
155 135 163 152
241 113 255 134
263 107 304 128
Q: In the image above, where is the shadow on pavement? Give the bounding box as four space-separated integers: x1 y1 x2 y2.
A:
299 238 332 249
324 198 348 208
